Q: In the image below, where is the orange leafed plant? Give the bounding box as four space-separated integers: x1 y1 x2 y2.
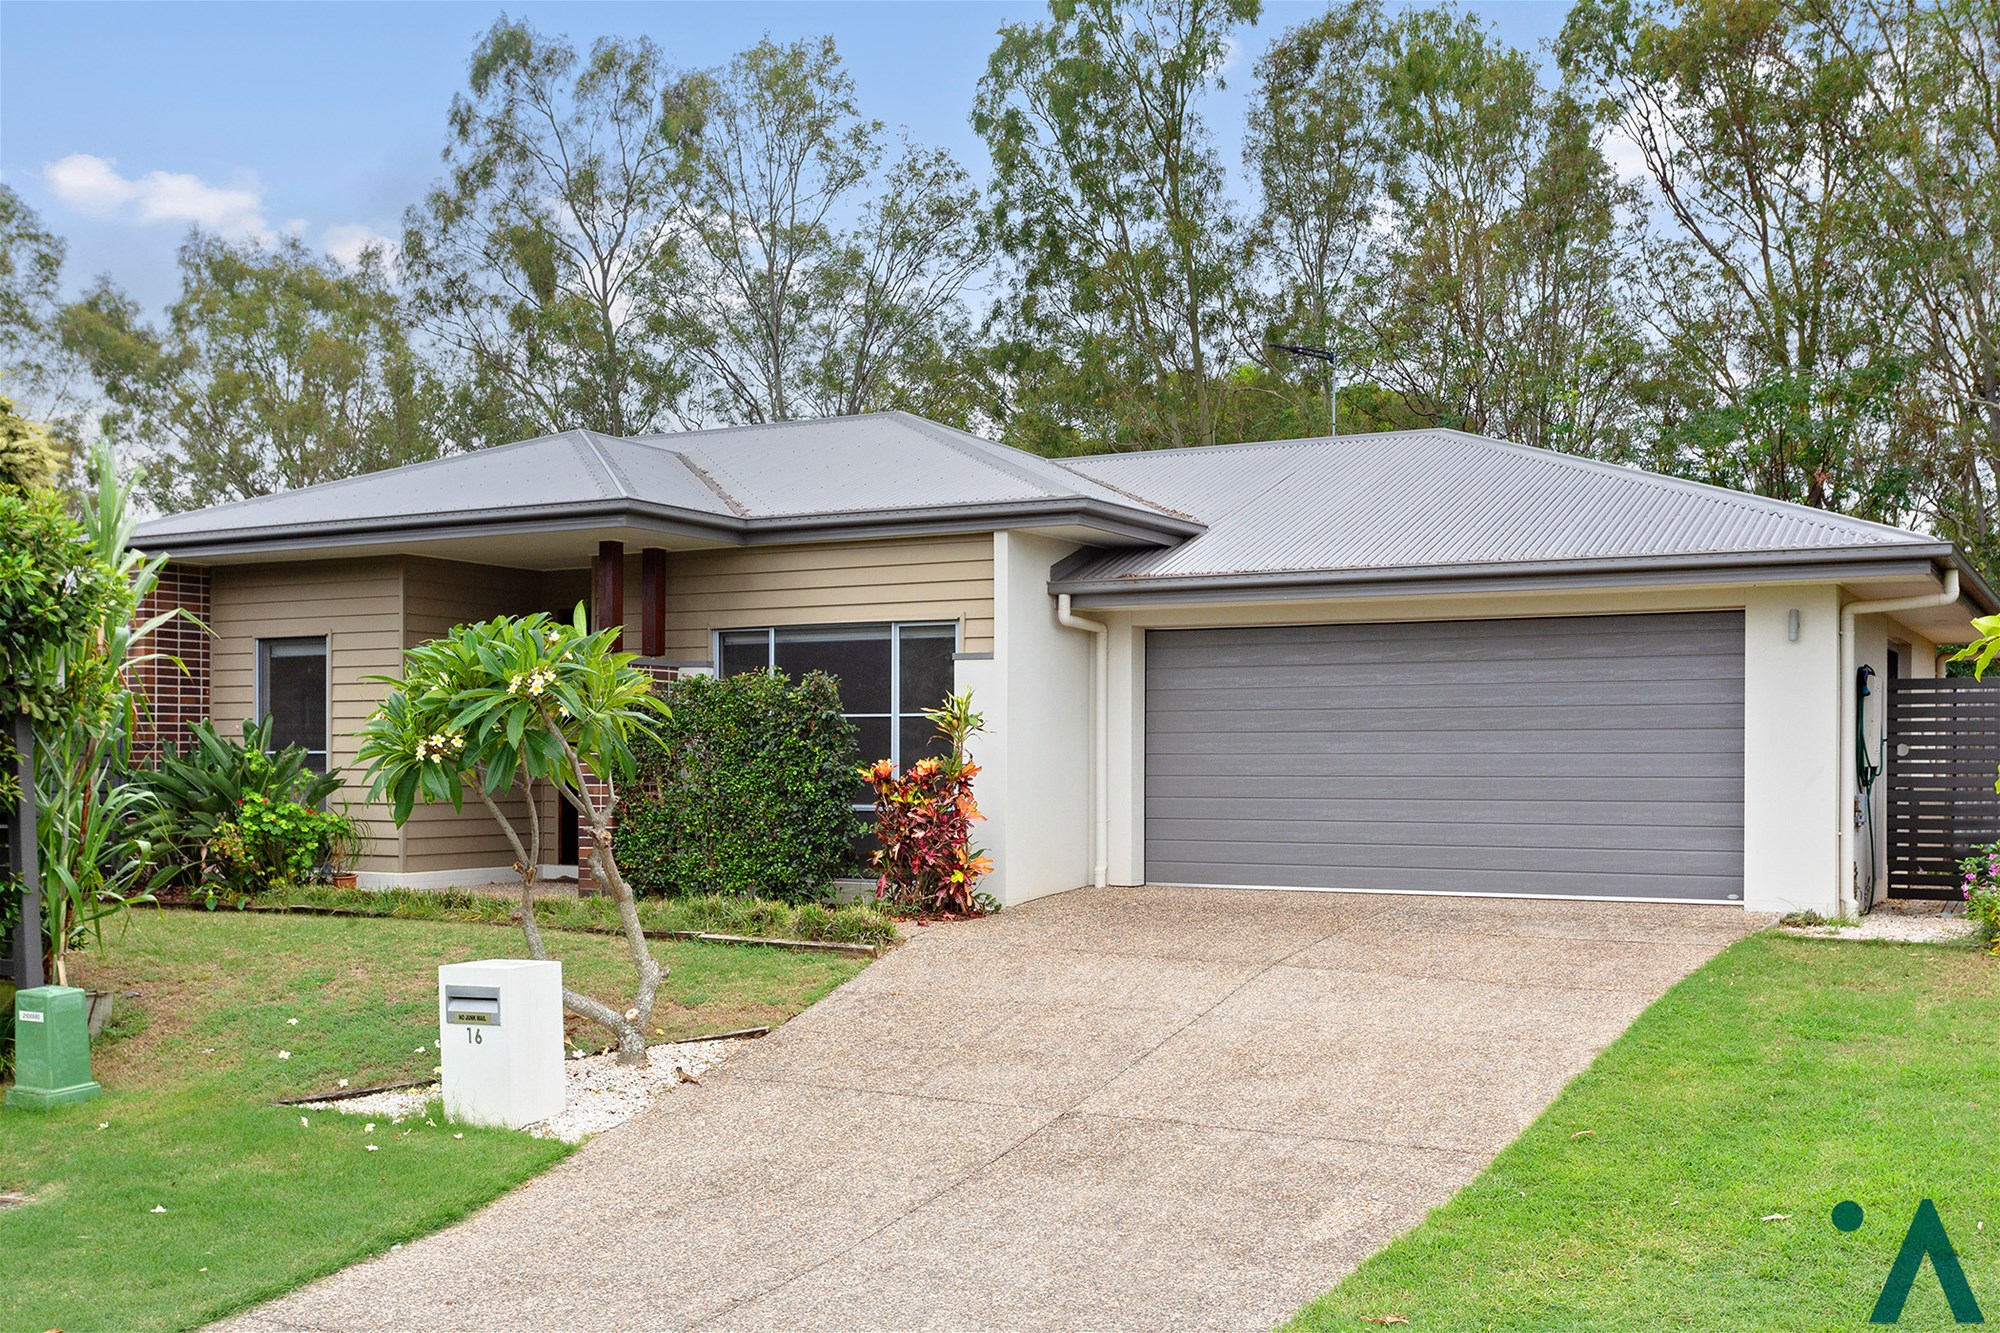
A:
860 691 992 914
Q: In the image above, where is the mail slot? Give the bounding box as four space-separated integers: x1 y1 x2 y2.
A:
444 987 501 1027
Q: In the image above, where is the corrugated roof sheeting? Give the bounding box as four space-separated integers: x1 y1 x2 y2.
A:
1057 430 1934 583
135 412 1184 545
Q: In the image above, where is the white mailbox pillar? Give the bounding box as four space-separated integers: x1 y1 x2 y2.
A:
438 959 565 1129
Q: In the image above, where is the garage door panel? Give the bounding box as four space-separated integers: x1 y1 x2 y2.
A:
1144 727 1745 760
1143 836 1742 878
1148 677 1744 713
1144 813 1747 852
1150 702 1735 736
1149 615 1738 656
1144 612 1745 902
1145 653 1744 691
1152 768 1744 800
1146 749 1741 780
1144 858 1741 902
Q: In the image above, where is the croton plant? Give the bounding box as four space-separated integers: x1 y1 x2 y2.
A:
862 691 994 914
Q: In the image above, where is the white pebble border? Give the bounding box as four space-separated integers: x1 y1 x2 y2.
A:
297 1039 735 1143
1782 912 1979 945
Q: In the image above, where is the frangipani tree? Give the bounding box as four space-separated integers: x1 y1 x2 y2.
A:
357 609 666 1063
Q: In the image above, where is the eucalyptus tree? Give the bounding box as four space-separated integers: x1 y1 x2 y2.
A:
61 233 444 513
1560 0 1909 516
1244 0 1393 433
1824 0 2000 568
676 36 987 424
1356 6 1645 457
402 18 709 441
0 185 92 455
974 0 1261 453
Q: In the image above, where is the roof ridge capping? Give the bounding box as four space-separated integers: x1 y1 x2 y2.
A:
886 411 1196 522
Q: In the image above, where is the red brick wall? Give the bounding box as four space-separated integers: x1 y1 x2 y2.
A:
577 662 679 894
131 563 212 764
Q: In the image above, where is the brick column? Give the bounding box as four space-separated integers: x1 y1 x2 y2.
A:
576 662 679 894
131 563 212 764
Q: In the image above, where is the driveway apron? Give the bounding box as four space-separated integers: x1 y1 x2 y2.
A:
222 887 1758 1333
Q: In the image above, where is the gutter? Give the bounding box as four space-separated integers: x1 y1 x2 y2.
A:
1838 565 1961 918
1056 594 1110 890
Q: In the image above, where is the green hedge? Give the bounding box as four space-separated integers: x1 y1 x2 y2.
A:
615 670 861 902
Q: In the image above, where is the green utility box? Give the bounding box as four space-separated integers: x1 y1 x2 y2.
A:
6 985 102 1110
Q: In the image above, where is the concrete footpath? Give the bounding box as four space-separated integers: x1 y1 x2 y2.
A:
223 886 1757 1332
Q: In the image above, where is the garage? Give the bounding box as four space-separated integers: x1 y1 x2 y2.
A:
1143 612 1746 901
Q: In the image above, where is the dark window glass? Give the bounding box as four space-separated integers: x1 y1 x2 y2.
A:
775 625 892 713
899 715 951 770
851 715 892 804
259 638 328 772
718 630 772 678
898 623 957 716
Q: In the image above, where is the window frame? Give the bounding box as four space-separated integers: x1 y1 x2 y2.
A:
255 635 331 772
713 620 961 772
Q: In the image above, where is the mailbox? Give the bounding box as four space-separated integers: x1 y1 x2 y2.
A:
437 960 563 1129
444 988 501 1027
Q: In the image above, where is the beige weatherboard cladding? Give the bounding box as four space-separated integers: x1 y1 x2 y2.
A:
659 534 996 663
201 537 1000 880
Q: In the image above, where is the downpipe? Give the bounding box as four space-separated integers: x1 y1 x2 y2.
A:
1057 594 1110 890
1838 566 1960 918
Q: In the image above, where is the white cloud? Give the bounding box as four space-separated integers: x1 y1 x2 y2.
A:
42 153 270 239
321 222 397 270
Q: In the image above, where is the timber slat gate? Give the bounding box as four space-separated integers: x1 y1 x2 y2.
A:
1886 677 2000 899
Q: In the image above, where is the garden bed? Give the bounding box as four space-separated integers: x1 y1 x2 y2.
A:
163 882 902 952
0 907 868 1332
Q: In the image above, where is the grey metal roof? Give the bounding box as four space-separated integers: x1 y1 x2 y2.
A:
134 412 1199 555
1052 428 1973 596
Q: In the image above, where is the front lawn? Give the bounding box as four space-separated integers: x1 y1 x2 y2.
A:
0 909 866 1332
1289 932 2000 1331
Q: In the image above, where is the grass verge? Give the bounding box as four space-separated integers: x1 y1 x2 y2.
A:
0 907 866 1331
1287 932 2000 1332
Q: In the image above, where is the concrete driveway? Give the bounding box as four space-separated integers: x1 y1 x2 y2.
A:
226 887 1757 1333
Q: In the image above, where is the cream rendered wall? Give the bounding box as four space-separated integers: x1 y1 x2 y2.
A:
1094 580 1862 915
972 531 1094 906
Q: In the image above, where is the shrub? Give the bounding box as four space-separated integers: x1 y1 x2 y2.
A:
617 670 860 902
206 792 348 895
1960 842 2000 952
135 718 343 889
863 692 993 915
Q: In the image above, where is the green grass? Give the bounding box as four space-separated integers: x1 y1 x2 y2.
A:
0 908 867 1331
259 881 902 947
1288 932 2000 1332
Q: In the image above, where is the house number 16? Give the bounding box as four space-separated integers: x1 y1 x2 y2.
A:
465 1028 482 1044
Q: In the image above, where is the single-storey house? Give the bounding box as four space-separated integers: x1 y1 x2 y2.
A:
131 412 1996 918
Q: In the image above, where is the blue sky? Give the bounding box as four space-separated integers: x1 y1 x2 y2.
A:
1 1 1574 315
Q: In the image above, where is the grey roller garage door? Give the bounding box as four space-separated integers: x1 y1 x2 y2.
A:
1145 612 1745 901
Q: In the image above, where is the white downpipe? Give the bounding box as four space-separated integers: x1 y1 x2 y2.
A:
1057 594 1110 889
1838 566 1959 918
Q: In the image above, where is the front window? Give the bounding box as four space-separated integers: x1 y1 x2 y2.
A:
718 622 960 864
257 637 329 772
